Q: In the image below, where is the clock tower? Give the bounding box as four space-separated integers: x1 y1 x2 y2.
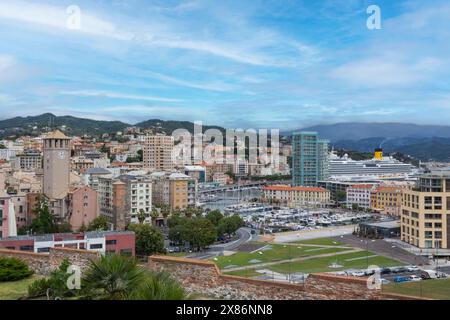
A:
43 130 70 200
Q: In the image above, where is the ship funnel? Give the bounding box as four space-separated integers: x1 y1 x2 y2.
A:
374 148 383 160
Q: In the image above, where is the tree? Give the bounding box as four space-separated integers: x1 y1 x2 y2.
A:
168 223 184 245
28 259 76 299
183 206 194 218
87 216 109 231
150 208 160 226
161 205 171 226
182 218 217 251
129 271 190 300
137 209 148 224
82 254 146 300
57 222 72 233
336 190 346 202
128 224 165 257
218 215 244 237
206 210 224 226
82 255 188 300
0 258 34 282
28 196 58 235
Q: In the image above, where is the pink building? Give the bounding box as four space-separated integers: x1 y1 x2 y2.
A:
68 186 99 231
0 231 135 256
0 191 17 238
11 194 27 229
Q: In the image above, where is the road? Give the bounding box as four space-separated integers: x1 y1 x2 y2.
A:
272 225 356 243
187 227 255 259
334 234 429 266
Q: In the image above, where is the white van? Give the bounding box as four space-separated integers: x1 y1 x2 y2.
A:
421 270 438 279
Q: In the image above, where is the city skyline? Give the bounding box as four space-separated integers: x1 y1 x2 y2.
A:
1 0 450 130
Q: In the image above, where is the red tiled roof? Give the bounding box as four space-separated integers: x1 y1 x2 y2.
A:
349 184 374 189
263 185 328 192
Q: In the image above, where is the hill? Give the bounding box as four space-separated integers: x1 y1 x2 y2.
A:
292 122 450 142
0 113 226 139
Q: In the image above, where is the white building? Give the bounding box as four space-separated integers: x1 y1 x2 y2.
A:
346 184 377 210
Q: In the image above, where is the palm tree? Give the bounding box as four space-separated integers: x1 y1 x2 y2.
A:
161 205 171 227
137 209 147 224
82 255 189 300
150 208 160 227
194 207 204 218
82 254 146 300
129 271 190 300
183 206 194 218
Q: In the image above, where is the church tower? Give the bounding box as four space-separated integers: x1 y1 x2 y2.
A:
43 130 70 199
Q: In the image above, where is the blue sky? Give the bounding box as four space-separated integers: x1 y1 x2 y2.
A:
0 0 449 130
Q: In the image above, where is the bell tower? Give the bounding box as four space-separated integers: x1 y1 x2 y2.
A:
43 130 70 199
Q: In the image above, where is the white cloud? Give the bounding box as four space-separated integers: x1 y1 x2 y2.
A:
59 90 182 103
0 1 319 68
330 56 443 87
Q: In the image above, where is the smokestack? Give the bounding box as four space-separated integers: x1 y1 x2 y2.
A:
374 148 383 160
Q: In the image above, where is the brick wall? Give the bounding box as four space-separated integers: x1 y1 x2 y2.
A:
0 247 100 276
147 255 422 300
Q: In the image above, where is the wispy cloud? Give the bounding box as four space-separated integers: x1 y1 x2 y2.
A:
59 90 183 102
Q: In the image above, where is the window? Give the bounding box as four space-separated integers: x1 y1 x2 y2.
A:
90 244 103 249
120 248 132 256
37 247 50 253
20 245 33 251
106 240 117 245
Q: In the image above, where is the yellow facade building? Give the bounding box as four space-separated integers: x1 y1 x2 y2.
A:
401 173 450 249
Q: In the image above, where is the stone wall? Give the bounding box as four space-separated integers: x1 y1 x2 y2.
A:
0 247 100 276
0 249 51 275
148 255 422 300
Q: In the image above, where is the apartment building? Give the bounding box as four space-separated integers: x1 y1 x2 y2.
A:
262 185 330 208
143 135 174 171
0 231 135 256
98 175 152 229
67 186 99 231
292 132 329 186
401 172 450 249
371 185 404 216
12 150 42 171
346 184 377 210
151 172 197 209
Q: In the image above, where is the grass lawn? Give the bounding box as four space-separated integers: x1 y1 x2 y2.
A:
267 250 404 274
213 244 350 269
167 252 189 258
289 238 345 246
223 269 262 278
384 279 450 300
0 275 40 300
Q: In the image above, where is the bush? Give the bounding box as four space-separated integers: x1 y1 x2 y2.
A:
27 259 76 299
0 258 34 282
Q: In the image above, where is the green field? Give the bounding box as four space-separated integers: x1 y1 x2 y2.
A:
0 276 39 300
214 243 350 269
289 238 345 246
384 279 450 300
167 252 189 258
222 250 405 277
267 250 404 274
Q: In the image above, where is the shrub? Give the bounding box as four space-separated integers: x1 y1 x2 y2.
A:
27 259 76 299
0 258 34 282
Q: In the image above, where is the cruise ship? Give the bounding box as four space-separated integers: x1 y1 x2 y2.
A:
329 148 417 178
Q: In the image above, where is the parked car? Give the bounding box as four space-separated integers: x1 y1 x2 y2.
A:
394 276 410 283
392 267 408 274
351 271 366 277
421 270 438 280
406 265 421 272
380 278 391 285
381 268 392 275
409 275 422 282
